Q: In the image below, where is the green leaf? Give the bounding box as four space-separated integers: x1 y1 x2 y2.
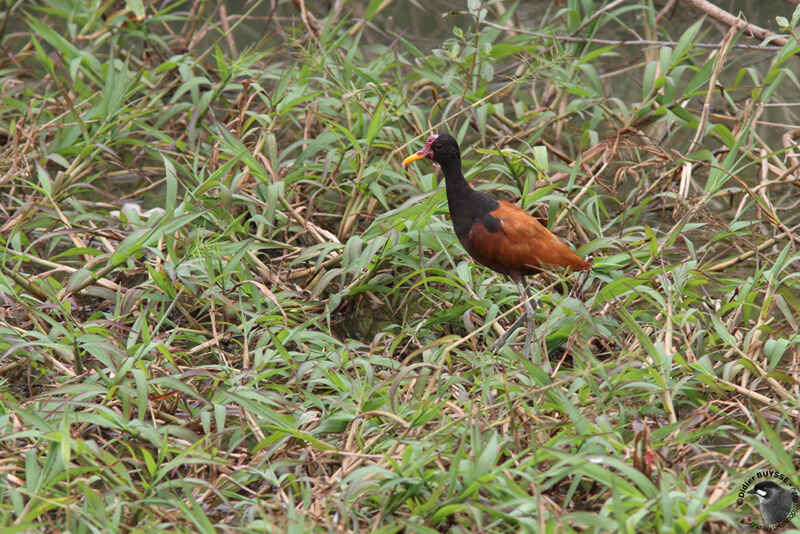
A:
712 123 735 147
35 162 52 196
366 95 385 147
684 58 716 97
479 61 494 82
163 155 178 212
111 211 205 266
365 0 384 20
533 145 549 173
642 61 657 99
673 19 703 63
125 0 145 18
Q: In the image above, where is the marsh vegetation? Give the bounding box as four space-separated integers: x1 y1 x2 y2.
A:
1 0 800 531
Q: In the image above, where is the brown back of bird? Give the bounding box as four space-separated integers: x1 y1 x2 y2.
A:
463 200 592 277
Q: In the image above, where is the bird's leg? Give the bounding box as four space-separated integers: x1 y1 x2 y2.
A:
516 279 553 373
492 278 552 373
490 313 527 353
570 267 590 301
516 279 537 360
490 276 533 353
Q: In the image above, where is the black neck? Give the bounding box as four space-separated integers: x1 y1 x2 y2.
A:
439 158 498 239
441 159 473 205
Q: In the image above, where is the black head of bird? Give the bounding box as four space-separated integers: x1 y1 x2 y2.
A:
748 480 794 525
404 133 461 167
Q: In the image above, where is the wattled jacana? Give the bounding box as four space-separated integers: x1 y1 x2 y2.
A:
402 133 591 361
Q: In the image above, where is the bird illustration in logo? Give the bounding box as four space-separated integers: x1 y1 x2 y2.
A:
748 481 795 526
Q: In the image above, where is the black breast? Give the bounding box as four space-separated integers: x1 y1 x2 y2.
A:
448 190 500 239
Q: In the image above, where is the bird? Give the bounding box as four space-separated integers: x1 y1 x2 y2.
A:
748 481 795 526
402 133 591 363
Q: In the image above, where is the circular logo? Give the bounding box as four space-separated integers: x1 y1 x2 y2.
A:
738 470 799 530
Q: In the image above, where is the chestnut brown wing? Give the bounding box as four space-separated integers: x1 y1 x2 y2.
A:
465 200 591 275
